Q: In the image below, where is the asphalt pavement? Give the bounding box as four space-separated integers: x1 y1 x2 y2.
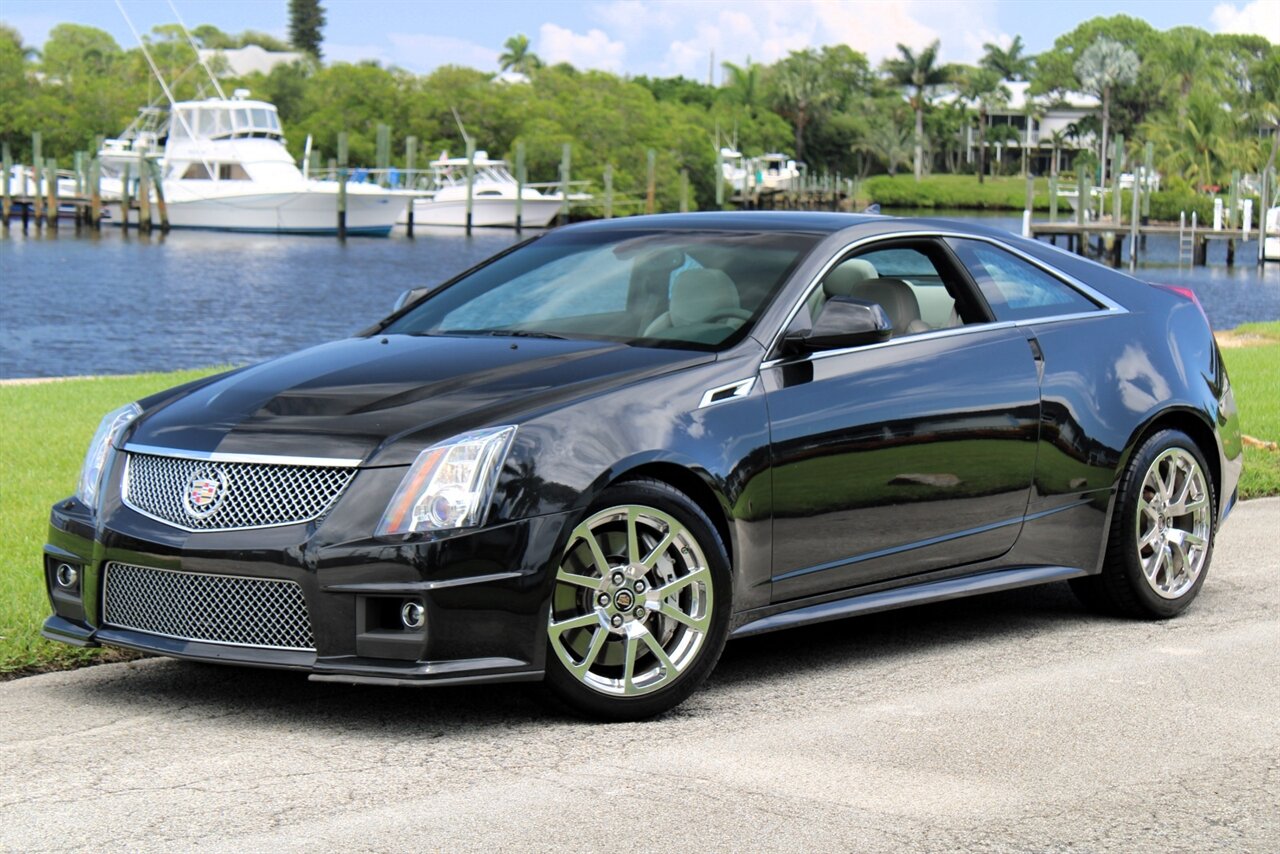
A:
2 498 1277 852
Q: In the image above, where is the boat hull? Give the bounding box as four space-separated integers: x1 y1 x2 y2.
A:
118 187 400 235
406 197 564 228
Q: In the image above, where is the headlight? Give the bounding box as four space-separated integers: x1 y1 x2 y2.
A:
76 402 142 511
377 426 517 536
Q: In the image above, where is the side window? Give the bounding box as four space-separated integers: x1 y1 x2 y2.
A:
808 243 975 339
948 239 1099 321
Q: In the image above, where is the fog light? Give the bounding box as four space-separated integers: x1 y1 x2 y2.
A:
400 600 425 630
55 563 79 589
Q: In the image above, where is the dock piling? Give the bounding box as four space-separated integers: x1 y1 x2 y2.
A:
90 157 101 229
1 142 10 228
559 143 571 225
137 153 152 233
149 157 169 232
120 162 132 233
405 135 417 237
603 164 614 219
337 132 349 240
31 132 43 227
679 169 689 213
375 124 390 188
514 140 525 232
45 158 58 231
646 149 656 215
464 137 475 234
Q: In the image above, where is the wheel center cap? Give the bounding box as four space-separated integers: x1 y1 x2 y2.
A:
614 589 634 610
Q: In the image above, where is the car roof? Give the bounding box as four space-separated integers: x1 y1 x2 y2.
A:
560 211 1016 241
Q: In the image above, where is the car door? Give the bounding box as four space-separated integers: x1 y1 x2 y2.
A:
763 237 1042 603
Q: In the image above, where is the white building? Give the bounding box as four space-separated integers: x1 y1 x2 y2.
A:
942 81 1100 175
197 45 308 77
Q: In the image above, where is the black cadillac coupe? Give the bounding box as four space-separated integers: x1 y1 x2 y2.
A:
43 212 1242 720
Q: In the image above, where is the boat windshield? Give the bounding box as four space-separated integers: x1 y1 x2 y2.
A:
169 106 282 140
382 229 821 351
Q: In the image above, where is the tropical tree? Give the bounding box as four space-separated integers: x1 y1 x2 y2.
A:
1153 27 1220 119
855 116 913 176
1145 90 1253 190
288 0 326 59
959 66 1009 182
980 35 1033 82
499 34 542 76
881 40 951 181
1043 128 1068 177
768 49 836 163
720 58 762 117
1074 37 1139 184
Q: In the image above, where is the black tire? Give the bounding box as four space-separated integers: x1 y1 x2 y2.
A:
1070 429 1216 619
543 478 732 721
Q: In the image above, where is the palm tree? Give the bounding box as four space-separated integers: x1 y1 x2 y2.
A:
499 34 542 76
1043 128 1069 177
1155 27 1220 118
959 66 1010 183
855 118 913 176
720 58 762 117
769 50 834 163
882 40 952 181
1074 37 1139 185
980 35 1033 82
1146 91 1254 191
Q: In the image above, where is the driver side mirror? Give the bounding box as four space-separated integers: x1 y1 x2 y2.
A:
784 296 892 353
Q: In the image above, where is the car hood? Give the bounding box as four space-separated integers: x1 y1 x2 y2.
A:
127 334 713 466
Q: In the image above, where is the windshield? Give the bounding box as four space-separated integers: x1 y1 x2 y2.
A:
383 229 820 350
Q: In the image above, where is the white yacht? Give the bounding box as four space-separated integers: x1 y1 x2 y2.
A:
1265 206 1280 262
98 93 401 235
401 151 575 228
719 148 801 194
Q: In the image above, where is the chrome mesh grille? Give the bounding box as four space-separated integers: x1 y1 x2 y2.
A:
103 562 315 651
123 452 356 531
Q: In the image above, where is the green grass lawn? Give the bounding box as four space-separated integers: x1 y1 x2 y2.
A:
1221 322 1280 500
0 369 221 676
1 325 1277 678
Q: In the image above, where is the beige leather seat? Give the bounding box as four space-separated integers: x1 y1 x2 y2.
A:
643 269 751 337
849 278 930 336
809 258 878 322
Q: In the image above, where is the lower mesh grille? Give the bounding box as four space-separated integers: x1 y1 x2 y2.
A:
102 562 316 651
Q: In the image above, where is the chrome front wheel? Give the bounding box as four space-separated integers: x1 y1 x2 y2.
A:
544 480 730 720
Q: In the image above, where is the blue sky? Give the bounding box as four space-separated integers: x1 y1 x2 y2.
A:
4 0 1277 79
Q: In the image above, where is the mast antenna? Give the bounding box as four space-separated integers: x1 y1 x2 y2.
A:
114 0 210 174
165 0 227 99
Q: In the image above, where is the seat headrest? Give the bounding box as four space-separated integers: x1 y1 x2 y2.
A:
851 277 922 335
823 259 879 297
670 269 740 325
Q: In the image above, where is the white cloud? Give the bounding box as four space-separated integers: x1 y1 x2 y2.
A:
580 0 1003 81
1210 0 1280 43
538 23 627 72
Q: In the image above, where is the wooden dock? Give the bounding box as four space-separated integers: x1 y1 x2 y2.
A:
1028 220 1256 267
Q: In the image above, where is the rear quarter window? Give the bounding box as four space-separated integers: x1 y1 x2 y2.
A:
948 238 1100 322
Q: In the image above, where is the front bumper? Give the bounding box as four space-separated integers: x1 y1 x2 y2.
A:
42 495 573 687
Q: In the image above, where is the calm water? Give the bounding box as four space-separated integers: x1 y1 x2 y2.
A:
1 215 1277 379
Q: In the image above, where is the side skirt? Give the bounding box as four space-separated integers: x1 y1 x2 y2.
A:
730 565 1088 639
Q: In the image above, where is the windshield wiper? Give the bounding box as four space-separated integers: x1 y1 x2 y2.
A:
439 329 571 340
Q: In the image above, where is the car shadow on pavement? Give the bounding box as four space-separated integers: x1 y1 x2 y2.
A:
65 580 1101 731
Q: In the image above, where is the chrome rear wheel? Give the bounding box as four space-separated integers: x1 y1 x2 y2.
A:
1135 448 1211 599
